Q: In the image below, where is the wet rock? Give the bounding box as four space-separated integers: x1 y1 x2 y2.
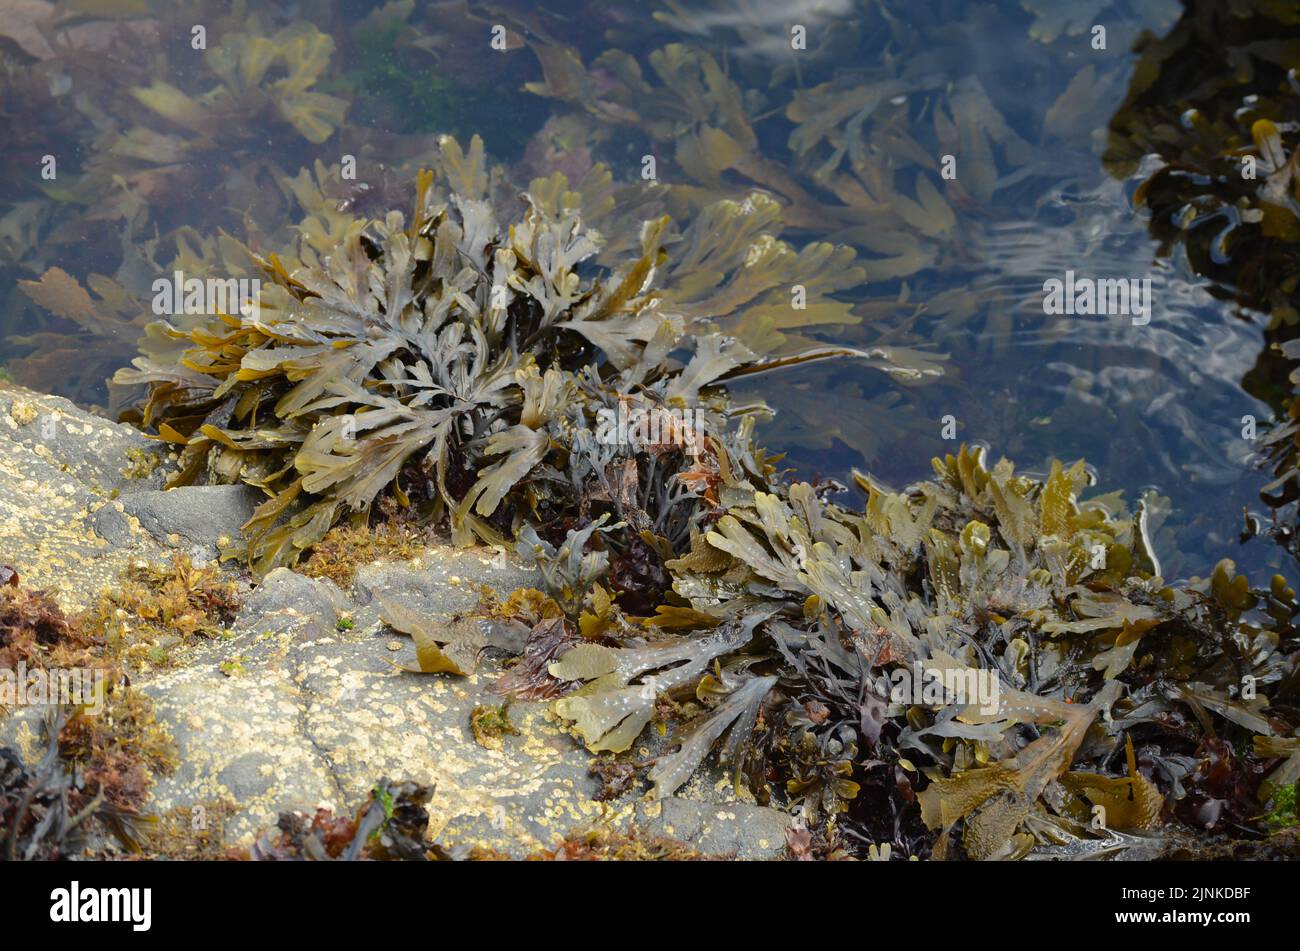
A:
635 798 791 859
116 485 261 555
0 383 177 608
0 385 168 495
135 550 790 858
243 568 349 627
0 384 792 859
352 547 543 614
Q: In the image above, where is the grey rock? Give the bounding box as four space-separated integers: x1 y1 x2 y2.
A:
635 798 791 859
242 568 349 627
0 384 179 608
0 385 167 495
132 548 789 858
353 548 543 612
218 752 278 801
0 384 250 609
91 504 134 548
117 484 261 553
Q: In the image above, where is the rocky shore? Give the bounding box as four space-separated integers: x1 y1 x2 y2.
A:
0 383 789 858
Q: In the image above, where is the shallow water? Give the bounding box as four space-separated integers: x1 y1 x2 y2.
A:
0 0 1286 583
751 169 1276 582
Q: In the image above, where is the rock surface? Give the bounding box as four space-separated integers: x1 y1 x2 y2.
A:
1 384 176 608
0 383 792 859
134 556 789 858
114 484 262 556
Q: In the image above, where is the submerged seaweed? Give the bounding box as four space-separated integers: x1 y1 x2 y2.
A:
1104 0 1300 563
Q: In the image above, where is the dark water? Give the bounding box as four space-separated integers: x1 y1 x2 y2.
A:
0 0 1284 583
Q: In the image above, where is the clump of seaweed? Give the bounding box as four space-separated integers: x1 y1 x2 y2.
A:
1265 781 1299 833
0 570 183 853
1 709 146 860
588 755 638 802
301 497 439 588
84 554 241 668
526 826 714 861
522 39 964 276
131 21 347 146
115 135 914 579
0 583 98 673
246 779 435 861
57 689 178 815
0 555 231 858
469 702 519 750
247 807 363 861
57 14 349 241
140 800 239 860
2 554 235 680
507 443 1299 858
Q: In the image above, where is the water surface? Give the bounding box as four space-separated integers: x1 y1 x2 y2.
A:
0 0 1284 583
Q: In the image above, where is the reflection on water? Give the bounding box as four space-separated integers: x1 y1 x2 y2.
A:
0 0 1288 580
734 35 1281 581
